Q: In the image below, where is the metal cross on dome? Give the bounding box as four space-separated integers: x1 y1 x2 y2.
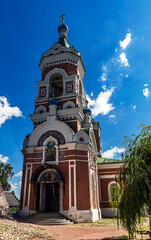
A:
60 13 66 24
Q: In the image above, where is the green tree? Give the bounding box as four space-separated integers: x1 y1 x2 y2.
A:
111 124 151 238
0 162 14 191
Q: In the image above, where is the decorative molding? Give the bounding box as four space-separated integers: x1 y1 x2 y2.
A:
35 105 47 114
73 130 89 144
62 101 75 109
27 120 74 146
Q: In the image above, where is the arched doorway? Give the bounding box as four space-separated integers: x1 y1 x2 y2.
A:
36 168 63 212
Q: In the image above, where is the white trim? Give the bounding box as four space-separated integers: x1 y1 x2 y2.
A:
27 120 74 146
97 163 123 169
88 163 93 210
98 175 102 201
35 105 47 114
73 130 89 144
108 181 117 201
74 162 77 209
69 161 77 210
69 162 71 209
27 165 33 208
62 101 76 109
23 166 28 208
100 174 116 179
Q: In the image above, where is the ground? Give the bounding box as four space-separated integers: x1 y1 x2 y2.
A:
0 219 53 240
0 218 150 240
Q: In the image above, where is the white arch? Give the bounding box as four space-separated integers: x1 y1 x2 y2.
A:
73 130 89 144
35 105 47 114
108 181 117 201
27 120 74 146
44 68 67 97
62 101 75 109
45 68 67 83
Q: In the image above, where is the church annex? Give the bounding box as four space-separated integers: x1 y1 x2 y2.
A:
20 16 122 222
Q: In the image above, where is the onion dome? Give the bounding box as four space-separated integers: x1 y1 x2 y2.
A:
83 107 91 114
58 14 70 48
83 100 91 114
58 23 69 32
48 98 59 107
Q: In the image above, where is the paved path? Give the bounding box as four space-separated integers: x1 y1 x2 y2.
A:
38 225 127 240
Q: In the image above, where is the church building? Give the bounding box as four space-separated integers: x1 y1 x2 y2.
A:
20 16 122 222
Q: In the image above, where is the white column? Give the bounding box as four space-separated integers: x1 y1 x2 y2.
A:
27 164 33 209
23 165 28 208
59 182 63 213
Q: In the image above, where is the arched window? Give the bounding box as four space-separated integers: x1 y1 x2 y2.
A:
108 181 117 201
50 73 63 97
46 141 56 161
42 136 59 165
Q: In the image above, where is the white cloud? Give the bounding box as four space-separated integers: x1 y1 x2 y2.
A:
109 115 117 124
119 53 129 67
109 115 116 118
126 74 129 78
143 88 150 98
144 83 149 87
14 170 22 177
10 182 19 190
98 65 107 82
0 96 22 127
0 154 9 163
131 104 136 110
87 87 115 117
102 146 125 159
102 85 107 90
119 33 132 49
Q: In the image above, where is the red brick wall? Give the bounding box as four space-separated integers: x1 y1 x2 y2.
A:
76 161 90 210
41 64 77 81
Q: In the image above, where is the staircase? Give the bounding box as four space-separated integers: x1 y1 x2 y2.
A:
25 212 74 225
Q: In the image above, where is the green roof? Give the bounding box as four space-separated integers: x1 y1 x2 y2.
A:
58 38 70 48
97 157 123 164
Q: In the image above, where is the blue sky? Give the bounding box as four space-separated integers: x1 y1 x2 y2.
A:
0 0 151 197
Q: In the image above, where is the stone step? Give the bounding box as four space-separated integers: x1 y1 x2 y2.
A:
25 212 73 225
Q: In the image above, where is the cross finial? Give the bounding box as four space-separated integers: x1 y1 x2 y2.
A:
60 13 66 24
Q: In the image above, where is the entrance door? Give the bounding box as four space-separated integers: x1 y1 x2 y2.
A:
38 182 60 212
46 183 55 212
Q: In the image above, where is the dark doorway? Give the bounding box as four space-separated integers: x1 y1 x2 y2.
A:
36 182 60 212
46 183 54 211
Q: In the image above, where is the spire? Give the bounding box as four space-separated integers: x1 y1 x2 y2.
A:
58 14 70 48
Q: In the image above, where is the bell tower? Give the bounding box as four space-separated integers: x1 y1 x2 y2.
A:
20 16 101 222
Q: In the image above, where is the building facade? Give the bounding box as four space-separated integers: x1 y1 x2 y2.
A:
20 18 122 222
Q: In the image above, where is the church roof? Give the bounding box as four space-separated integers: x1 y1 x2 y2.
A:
97 158 123 164
4 192 19 208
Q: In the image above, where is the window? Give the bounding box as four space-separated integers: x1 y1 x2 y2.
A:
79 137 84 142
46 141 56 161
42 136 59 165
50 73 63 97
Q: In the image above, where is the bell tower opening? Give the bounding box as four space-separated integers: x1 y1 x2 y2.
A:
50 73 63 97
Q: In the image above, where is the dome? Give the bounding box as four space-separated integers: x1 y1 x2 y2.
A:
58 24 69 32
48 98 59 107
83 107 91 114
